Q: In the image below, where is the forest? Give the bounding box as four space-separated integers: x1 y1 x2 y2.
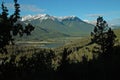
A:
0 0 120 80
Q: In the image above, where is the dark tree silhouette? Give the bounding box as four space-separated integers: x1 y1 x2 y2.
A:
0 0 34 54
10 0 20 24
0 2 11 54
91 16 116 55
24 23 35 35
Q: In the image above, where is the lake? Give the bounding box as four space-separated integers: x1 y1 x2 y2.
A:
16 41 65 48
15 37 82 48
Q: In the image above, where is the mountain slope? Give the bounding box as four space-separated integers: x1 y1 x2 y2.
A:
62 17 94 36
21 14 94 40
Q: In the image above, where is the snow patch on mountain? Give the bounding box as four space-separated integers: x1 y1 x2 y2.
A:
21 14 51 21
21 14 80 22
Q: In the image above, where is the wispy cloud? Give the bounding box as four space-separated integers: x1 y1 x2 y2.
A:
86 14 105 17
86 11 120 18
21 4 46 12
84 18 120 27
106 11 120 15
108 18 120 26
6 3 46 13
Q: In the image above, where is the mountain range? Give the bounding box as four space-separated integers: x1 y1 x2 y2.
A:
18 14 94 40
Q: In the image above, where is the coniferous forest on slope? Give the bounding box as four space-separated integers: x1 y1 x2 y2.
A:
0 0 120 80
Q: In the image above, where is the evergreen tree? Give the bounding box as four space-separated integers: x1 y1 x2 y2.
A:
0 0 34 54
91 16 116 55
10 0 20 24
24 23 35 35
0 2 11 53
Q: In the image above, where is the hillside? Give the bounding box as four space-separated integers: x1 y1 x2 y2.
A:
114 28 120 39
16 26 70 41
5 28 120 63
20 14 94 40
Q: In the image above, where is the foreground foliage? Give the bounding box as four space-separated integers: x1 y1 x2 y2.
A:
0 35 120 80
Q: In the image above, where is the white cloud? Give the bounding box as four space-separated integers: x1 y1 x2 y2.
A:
83 20 89 23
83 20 96 25
6 3 46 13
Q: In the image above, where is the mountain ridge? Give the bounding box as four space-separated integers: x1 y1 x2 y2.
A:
19 14 94 40
22 14 82 22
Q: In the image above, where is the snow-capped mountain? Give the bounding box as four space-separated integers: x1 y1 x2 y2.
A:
22 14 51 21
22 14 81 22
20 14 94 40
58 16 81 21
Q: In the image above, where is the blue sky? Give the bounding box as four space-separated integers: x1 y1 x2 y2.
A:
1 0 120 23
